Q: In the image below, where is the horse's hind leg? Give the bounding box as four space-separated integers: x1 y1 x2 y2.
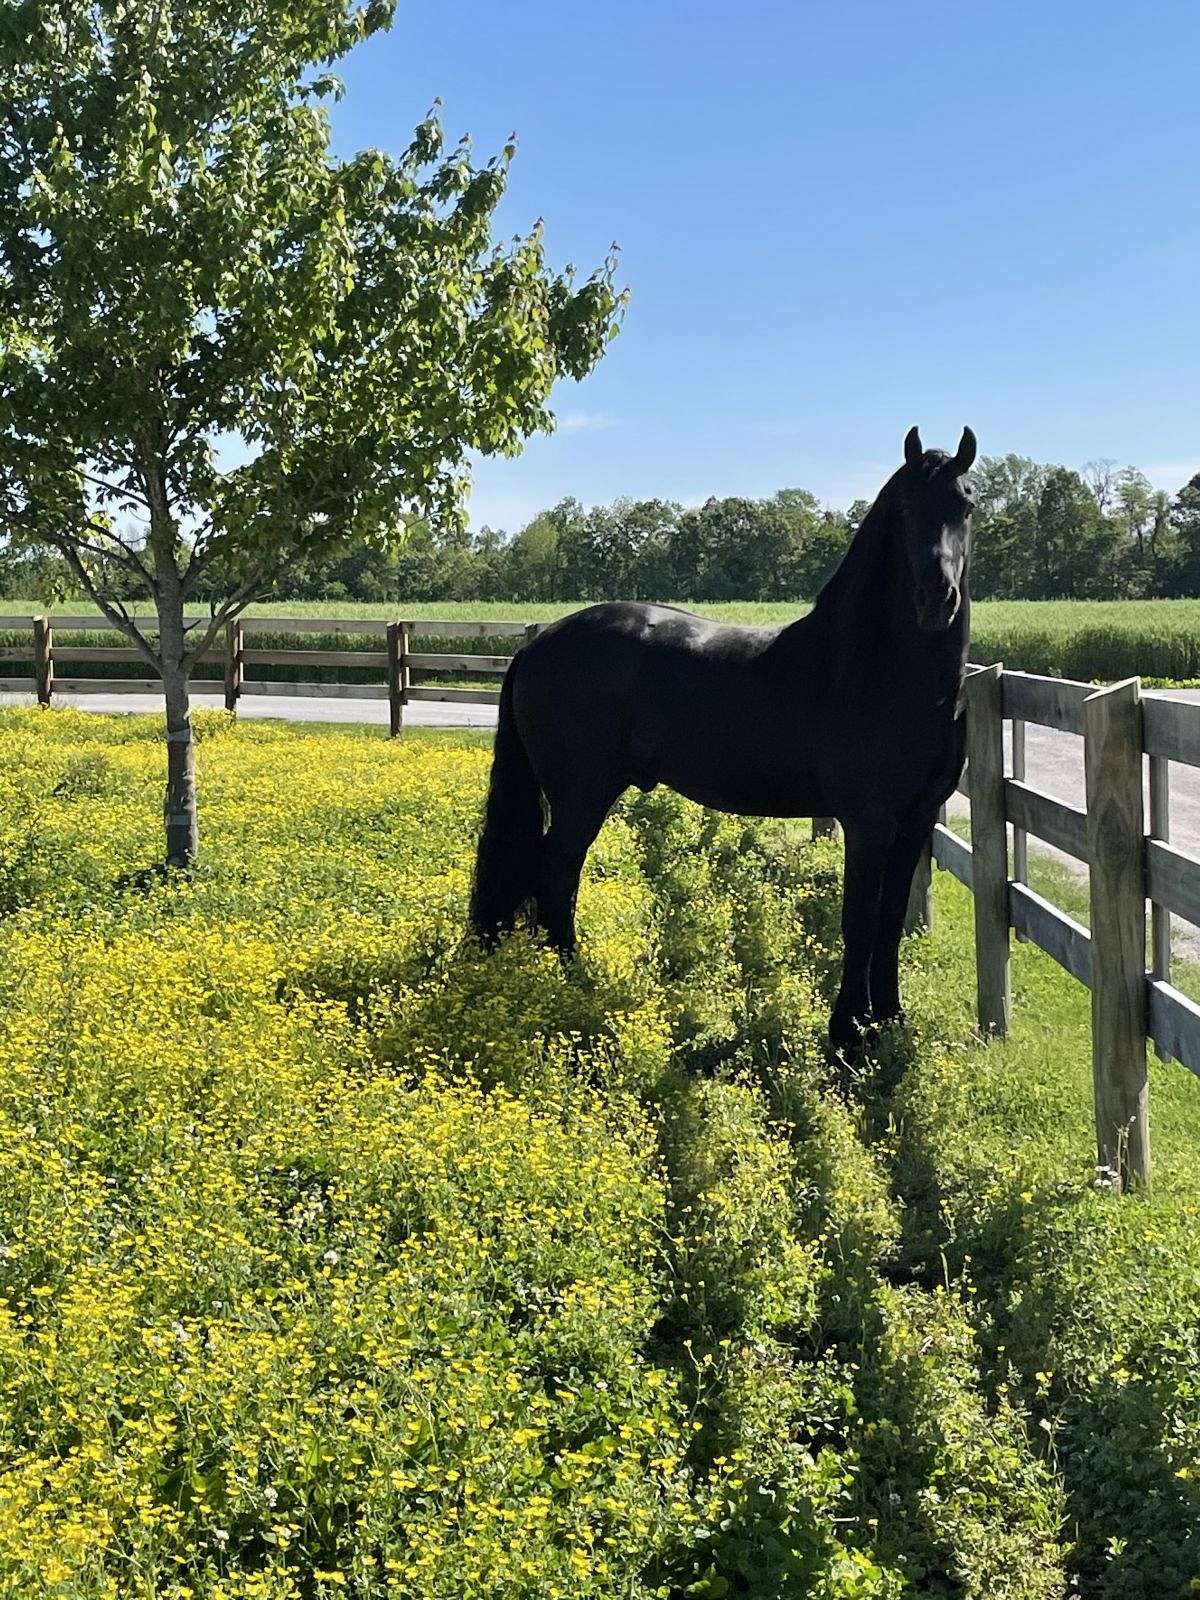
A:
535 786 624 956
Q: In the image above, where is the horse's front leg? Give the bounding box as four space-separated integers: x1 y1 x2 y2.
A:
830 817 897 1053
869 818 937 1026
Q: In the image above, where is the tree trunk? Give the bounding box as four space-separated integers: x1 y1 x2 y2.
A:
162 660 198 867
155 554 198 868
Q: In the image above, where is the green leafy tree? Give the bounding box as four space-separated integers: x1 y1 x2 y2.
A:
1115 466 1155 555
969 455 1049 598
670 496 797 600
769 488 850 597
1032 468 1121 598
0 0 624 863
507 508 565 601
1167 475 1200 596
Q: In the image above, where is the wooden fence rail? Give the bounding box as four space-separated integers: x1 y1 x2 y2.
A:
0 613 537 726
930 662 1200 1192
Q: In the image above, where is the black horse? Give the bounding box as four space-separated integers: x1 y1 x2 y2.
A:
470 426 976 1050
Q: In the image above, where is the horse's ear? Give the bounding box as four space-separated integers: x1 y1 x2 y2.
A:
955 426 977 472
904 426 923 467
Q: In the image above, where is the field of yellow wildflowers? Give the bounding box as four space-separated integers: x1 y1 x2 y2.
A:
0 706 1198 1598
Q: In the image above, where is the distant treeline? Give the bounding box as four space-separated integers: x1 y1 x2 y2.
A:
5 456 1200 605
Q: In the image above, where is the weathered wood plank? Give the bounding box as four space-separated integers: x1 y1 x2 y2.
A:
1148 755 1173 1061
966 663 1011 1036
1011 718 1028 882
51 614 164 632
54 646 220 664
404 619 532 638
51 646 144 663
1001 670 1091 735
1142 694 1200 767
241 648 390 668
239 616 385 636
405 686 502 705
1008 881 1093 986
1145 837 1200 930
42 612 540 639
1085 678 1150 1189
52 677 223 695
405 652 512 672
0 647 34 662
1147 980 1200 1078
240 616 531 638
242 680 391 700
0 677 35 692
1004 778 1089 862
931 823 973 889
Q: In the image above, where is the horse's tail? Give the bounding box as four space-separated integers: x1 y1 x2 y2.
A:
469 655 544 943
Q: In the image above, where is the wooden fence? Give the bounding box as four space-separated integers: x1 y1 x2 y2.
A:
0 614 534 736
918 663 1200 1193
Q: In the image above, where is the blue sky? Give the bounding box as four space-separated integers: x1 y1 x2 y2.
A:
332 0 1200 532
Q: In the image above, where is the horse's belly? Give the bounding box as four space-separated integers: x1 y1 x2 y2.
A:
652 750 822 818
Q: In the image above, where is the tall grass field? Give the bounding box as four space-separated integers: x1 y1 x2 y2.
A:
4 599 1200 685
0 707 1198 1596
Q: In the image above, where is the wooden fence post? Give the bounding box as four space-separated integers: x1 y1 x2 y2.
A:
904 835 933 934
33 614 53 705
523 621 540 649
1084 678 1150 1190
812 817 839 841
400 622 411 714
387 622 407 738
966 663 1010 1037
224 620 243 713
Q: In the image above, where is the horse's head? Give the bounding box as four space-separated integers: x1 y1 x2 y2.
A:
898 425 976 632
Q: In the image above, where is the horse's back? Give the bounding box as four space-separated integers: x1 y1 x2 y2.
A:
513 602 807 807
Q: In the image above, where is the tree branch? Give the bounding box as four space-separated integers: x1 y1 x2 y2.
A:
60 522 159 591
80 467 151 512
180 519 227 596
183 561 277 665
44 535 162 671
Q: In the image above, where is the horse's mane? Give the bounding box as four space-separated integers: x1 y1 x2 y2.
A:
808 450 951 622
807 471 900 621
